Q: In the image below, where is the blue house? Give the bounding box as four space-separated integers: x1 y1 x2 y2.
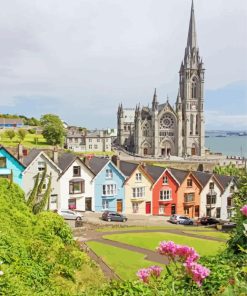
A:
88 157 126 213
0 145 25 186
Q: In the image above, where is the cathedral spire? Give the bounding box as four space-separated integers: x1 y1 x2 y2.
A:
187 0 197 50
152 88 158 111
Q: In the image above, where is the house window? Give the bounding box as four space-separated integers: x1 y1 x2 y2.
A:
94 145 98 149
209 182 214 189
50 194 57 204
135 173 142 182
159 205 165 214
160 190 171 201
38 161 46 171
184 193 195 202
89 145 92 149
0 157 6 168
132 202 139 213
227 197 233 207
102 184 117 195
73 166 81 177
106 169 113 179
206 208 211 216
162 176 168 185
216 207 221 218
68 198 76 210
230 186 235 193
206 194 216 205
187 179 192 187
184 207 189 215
102 199 109 210
132 187 145 198
89 138 92 142
69 181 85 194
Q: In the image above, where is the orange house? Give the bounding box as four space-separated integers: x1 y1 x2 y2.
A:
173 170 203 218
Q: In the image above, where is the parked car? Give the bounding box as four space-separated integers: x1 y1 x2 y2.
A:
57 209 83 221
101 211 127 222
169 214 194 225
200 217 220 225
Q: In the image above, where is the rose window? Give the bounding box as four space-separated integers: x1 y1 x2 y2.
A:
160 114 175 129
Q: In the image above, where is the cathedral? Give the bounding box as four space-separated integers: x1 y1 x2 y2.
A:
117 1 205 158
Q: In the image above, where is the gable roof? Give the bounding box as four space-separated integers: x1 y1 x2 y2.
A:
23 149 41 167
214 174 235 190
144 165 166 182
88 157 109 175
0 145 26 169
119 161 138 177
57 153 77 171
169 168 189 184
193 171 213 188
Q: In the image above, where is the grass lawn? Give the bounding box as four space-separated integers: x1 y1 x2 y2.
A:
103 232 226 256
96 225 209 232
183 231 230 240
87 241 165 280
0 133 51 148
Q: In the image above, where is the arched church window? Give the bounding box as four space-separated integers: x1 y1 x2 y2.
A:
191 77 197 98
160 114 175 129
142 123 149 137
190 114 193 135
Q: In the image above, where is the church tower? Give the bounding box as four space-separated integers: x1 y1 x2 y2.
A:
179 0 205 156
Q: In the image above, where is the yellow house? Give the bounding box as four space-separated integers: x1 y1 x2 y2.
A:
121 162 154 215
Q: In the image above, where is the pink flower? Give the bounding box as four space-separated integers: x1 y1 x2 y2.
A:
240 205 247 217
184 262 210 287
136 268 150 283
148 266 163 278
157 241 178 259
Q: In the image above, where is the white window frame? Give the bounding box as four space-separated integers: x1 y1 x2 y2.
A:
106 169 113 179
159 205 165 214
159 189 172 201
38 161 46 171
132 187 145 198
102 199 109 210
135 173 142 182
162 176 168 185
102 184 117 196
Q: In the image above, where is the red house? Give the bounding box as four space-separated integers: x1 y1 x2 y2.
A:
147 166 180 216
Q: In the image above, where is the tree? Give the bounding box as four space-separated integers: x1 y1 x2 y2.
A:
37 165 47 194
26 173 40 207
4 129 16 141
17 129 27 142
33 174 52 214
40 114 65 146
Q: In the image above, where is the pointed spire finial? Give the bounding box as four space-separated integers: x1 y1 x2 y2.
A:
187 0 197 50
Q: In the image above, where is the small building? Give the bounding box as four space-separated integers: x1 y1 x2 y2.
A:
88 157 126 213
0 118 24 128
0 145 25 186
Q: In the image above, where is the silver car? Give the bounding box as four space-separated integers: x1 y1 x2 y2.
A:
169 214 193 225
57 210 83 221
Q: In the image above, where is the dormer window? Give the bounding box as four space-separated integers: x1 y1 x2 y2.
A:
73 166 81 177
162 176 168 185
187 179 192 187
0 157 6 168
106 169 113 179
136 173 142 182
38 161 45 171
209 182 214 190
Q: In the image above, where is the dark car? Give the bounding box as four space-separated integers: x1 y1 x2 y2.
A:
200 217 220 225
101 211 127 222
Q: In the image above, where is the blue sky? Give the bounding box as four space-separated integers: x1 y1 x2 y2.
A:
0 0 246 130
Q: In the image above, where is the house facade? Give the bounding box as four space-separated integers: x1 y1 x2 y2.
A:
151 168 180 216
22 149 62 210
58 154 95 212
0 145 25 186
88 157 126 213
123 164 153 215
0 118 24 128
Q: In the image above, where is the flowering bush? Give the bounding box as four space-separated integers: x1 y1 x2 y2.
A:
240 204 247 217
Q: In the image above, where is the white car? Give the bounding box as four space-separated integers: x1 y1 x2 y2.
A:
57 210 83 221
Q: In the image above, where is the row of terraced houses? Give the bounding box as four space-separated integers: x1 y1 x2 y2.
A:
0 145 236 220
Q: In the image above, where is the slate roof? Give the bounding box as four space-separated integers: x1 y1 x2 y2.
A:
23 149 41 167
214 174 234 190
144 165 166 182
88 157 109 175
0 145 26 168
119 161 138 177
169 168 189 184
57 153 77 171
193 171 213 188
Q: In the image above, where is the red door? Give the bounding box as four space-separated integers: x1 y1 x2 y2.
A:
146 202 151 214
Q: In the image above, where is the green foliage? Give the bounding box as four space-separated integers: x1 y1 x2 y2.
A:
213 164 242 177
0 179 104 295
40 114 65 146
28 128 36 134
26 172 40 207
17 128 28 142
33 174 51 214
4 129 15 141
227 174 247 253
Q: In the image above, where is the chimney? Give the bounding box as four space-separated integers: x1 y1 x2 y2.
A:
83 156 89 167
53 147 58 164
111 155 120 168
18 144 23 162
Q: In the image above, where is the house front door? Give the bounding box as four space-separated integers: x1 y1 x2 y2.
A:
145 202 151 214
85 197 92 211
117 199 123 213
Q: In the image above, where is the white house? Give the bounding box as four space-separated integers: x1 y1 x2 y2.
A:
194 172 224 219
57 153 95 212
22 149 62 210
215 175 237 220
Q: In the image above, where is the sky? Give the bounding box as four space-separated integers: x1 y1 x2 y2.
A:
0 0 246 130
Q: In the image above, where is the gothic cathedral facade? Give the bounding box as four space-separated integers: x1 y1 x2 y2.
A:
117 1 205 158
